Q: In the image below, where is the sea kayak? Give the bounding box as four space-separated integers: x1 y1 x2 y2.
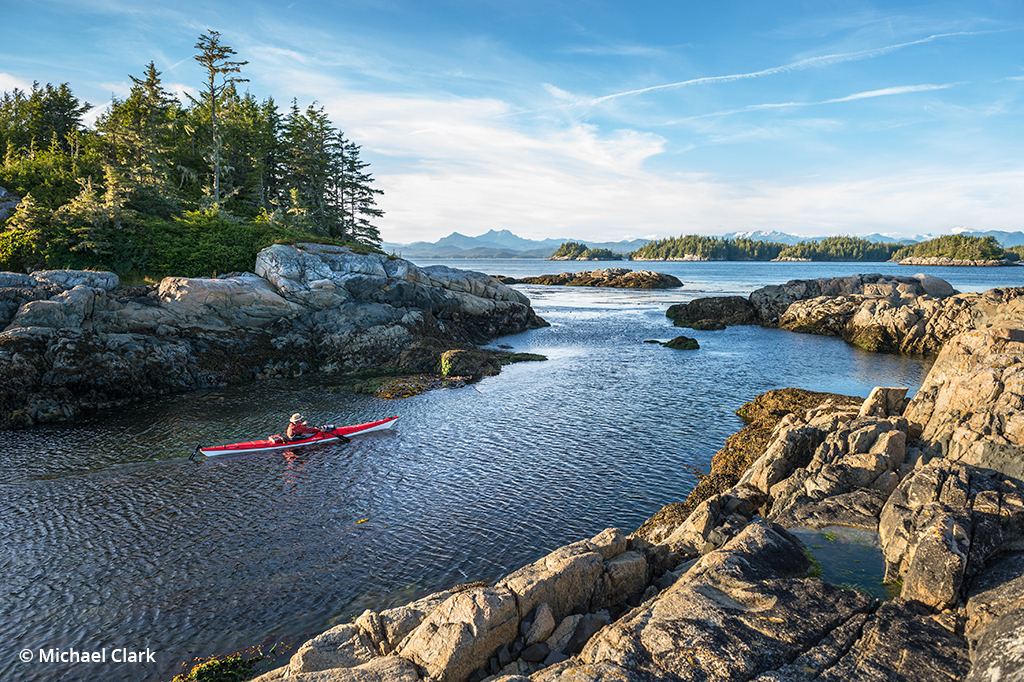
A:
196 416 398 457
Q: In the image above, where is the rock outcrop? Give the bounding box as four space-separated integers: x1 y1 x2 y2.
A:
749 273 953 327
251 324 1024 682
673 272 1024 356
0 244 547 428
904 323 1024 479
665 296 759 330
513 269 682 289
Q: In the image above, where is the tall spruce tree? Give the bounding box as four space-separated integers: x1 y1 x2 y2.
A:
193 30 248 208
282 101 345 235
340 138 383 246
96 62 179 202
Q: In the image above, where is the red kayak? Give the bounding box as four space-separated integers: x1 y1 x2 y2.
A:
196 416 398 457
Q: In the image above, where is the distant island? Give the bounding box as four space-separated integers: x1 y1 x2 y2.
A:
547 241 623 261
630 234 1020 264
383 230 1024 263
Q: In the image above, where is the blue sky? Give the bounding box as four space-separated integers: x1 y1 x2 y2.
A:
2 1 1022 244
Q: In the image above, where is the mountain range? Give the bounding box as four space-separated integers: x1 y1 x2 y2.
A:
382 228 1024 259
381 230 650 259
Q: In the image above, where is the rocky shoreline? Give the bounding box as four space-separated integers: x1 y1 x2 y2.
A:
251 320 1024 682
668 272 1024 355
240 271 1024 682
897 257 1019 267
0 244 548 429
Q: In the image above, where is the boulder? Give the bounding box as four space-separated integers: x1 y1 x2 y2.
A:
157 275 307 328
729 274 1024 356
905 323 1024 479
258 654 422 682
878 459 1024 609
398 586 519 682
439 349 503 377
914 273 957 298
559 520 875 682
590 551 647 611
965 551 1024 647
523 603 555 646
762 416 913 531
289 623 380 674
496 541 604 623
857 386 909 419
666 296 759 329
780 600 970 682
965 552 1024 682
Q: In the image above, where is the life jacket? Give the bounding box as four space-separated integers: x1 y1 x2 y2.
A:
287 422 318 441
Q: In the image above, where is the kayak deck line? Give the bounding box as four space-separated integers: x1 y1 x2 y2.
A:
198 416 398 456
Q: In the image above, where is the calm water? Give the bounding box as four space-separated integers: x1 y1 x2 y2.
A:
3 260 1013 681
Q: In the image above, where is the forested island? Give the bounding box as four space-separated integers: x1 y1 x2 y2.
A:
627 233 1020 263
547 241 623 260
0 31 384 280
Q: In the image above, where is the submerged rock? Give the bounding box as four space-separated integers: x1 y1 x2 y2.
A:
662 336 699 350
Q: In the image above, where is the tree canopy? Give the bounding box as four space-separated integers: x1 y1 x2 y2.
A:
776 236 898 261
629 235 785 261
549 241 621 260
890 235 1012 261
0 32 385 278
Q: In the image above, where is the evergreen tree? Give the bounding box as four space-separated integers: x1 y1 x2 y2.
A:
219 92 283 216
193 30 248 208
282 101 345 235
340 137 383 245
0 192 51 271
0 83 91 154
95 62 180 213
53 166 133 256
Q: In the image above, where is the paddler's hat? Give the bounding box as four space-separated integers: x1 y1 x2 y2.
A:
290 413 303 423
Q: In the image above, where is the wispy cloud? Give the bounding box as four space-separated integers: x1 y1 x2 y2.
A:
513 30 990 116
561 43 675 58
674 83 957 122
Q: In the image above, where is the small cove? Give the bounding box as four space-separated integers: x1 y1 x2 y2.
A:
4 259 1013 681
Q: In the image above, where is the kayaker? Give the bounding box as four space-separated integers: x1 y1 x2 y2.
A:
286 413 321 441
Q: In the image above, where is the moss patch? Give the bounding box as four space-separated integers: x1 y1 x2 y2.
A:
171 646 269 682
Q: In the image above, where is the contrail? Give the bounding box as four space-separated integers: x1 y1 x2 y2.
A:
505 30 991 117
682 83 957 119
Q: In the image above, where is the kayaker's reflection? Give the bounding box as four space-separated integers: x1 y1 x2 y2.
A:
287 413 321 441
281 449 304 484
